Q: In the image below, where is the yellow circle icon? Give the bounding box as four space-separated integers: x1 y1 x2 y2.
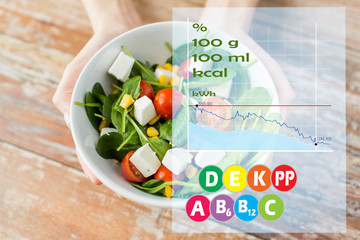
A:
223 165 247 192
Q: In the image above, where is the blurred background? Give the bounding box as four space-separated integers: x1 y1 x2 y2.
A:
0 0 359 239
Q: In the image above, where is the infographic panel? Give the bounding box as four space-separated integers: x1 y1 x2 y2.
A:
171 7 346 234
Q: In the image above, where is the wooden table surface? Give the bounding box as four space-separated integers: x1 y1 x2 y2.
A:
0 0 359 239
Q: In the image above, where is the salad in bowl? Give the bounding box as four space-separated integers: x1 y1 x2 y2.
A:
71 22 278 208
75 44 196 198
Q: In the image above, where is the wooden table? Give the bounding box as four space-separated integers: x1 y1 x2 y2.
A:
0 0 359 239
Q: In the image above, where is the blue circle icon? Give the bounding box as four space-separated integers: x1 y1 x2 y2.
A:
234 194 258 221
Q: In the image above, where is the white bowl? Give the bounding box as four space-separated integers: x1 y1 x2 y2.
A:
70 22 277 208
71 22 186 208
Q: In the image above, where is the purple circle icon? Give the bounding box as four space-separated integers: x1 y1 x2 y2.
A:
210 194 234 221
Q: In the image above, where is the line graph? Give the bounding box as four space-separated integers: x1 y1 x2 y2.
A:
190 105 331 146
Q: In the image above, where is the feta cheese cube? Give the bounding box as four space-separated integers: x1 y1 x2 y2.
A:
129 143 161 177
195 151 226 168
162 148 193 175
100 127 118 137
155 68 172 84
189 57 213 73
133 96 157 126
207 79 233 98
108 52 135 82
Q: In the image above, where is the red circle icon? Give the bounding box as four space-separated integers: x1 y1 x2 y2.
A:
271 165 297 191
186 195 210 222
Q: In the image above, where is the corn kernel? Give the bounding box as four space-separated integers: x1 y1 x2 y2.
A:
185 164 198 179
112 88 119 94
120 94 134 109
113 160 119 164
98 119 109 131
164 185 173 198
169 79 173 85
163 63 172 71
172 65 180 75
146 126 159 137
159 75 167 84
148 115 160 125
151 136 159 139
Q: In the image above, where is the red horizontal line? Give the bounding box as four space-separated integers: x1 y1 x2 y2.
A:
189 104 332 107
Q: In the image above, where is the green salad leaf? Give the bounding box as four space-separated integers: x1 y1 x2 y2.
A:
159 106 187 146
122 46 157 82
96 131 140 160
111 107 122 130
85 92 102 131
126 115 171 160
159 120 172 142
103 93 119 122
92 82 106 104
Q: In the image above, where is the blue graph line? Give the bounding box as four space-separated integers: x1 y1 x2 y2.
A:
190 106 331 146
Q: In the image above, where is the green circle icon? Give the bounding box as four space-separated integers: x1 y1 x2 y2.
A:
258 194 284 221
199 166 223 192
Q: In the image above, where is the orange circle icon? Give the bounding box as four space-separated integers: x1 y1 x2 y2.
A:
247 165 271 192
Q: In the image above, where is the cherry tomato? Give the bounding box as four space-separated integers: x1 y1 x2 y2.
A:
154 165 173 182
139 80 154 100
153 89 183 120
121 151 147 183
178 59 192 79
196 97 232 131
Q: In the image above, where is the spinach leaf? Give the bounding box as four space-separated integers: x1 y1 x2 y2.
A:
85 92 102 131
96 132 139 160
126 115 171 160
139 61 157 83
121 76 142 100
92 82 106 104
159 120 172 143
142 179 164 188
165 56 172 64
116 128 140 152
103 93 119 122
160 107 188 146
147 137 172 160
122 46 157 82
129 62 141 78
113 76 141 132
111 107 122 130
